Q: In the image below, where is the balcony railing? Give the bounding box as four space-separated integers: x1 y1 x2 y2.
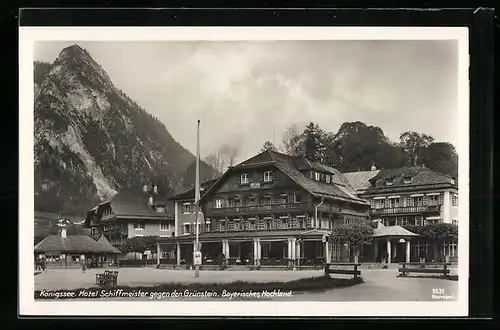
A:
370 205 441 216
209 202 308 215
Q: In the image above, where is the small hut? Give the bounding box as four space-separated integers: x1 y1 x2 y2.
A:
34 226 121 269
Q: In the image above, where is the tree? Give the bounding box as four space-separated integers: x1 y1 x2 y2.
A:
399 131 435 166
281 124 304 156
325 121 405 171
302 122 327 162
260 141 277 152
204 144 241 174
121 236 159 259
419 142 458 178
330 223 373 262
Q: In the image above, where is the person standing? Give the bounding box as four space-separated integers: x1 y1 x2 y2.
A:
80 255 86 273
41 257 46 271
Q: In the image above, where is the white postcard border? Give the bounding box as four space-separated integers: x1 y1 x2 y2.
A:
19 26 469 317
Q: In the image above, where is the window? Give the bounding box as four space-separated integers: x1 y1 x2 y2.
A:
404 176 411 184
215 199 224 209
386 179 393 186
182 203 191 214
375 199 385 209
452 220 458 226
389 198 400 208
183 224 190 234
156 206 165 213
134 223 145 230
415 196 423 206
240 173 249 184
451 194 458 207
442 240 457 257
279 194 287 206
326 175 331 183
263 171 273 182
382 218 389 226
293 193 302 203
314 172 321 181
415 216 424 226
160 221 170 231
401 217 409 226
395 217 402 226
205 223 211 232
428 195 439 206
261 242 271 259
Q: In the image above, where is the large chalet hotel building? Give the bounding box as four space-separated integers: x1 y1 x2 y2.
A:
157 150 458 267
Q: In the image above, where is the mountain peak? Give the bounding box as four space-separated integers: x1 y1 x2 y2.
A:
58 44 90 61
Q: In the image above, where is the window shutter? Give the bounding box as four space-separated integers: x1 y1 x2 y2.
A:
438 193 444 205
260 173 264 182
423 195 429 205
236 175 241 184
272 172 276 181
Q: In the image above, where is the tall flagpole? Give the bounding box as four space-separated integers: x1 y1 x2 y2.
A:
194 120 201 278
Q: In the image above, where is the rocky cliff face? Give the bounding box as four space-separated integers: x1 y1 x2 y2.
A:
34 45 216 215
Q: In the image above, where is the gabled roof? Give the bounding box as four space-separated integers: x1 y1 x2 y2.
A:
34 234 121 254
372 225 419 238
199 150 368 205
343 170 381 192
99 191 169 218
96 234 122 254
168 179 218 202
363 166 457 194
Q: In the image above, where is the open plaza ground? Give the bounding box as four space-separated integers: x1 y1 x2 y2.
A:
35 267 458 301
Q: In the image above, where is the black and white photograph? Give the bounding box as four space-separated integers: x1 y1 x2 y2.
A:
19 27 469 316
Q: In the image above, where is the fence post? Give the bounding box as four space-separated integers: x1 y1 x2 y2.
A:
354 264 358 280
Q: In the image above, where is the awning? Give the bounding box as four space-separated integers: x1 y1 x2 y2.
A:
373 196 386 200
388 195 401 199
427 193 440 196
425 216 441 220
411 194 424 197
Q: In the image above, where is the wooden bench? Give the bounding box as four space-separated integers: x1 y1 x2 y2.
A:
96 270 119 287
398 262 451 277
324 263 361 279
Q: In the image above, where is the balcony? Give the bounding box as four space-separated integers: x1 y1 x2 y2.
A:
370 205 441 216
209 202 309 216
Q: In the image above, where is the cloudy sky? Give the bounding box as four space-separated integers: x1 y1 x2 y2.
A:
35 40 459 163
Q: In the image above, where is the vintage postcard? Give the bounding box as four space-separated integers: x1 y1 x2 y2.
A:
19 26 469 316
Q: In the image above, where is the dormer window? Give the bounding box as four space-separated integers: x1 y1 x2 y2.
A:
325 175 331 184
314 172 321 181
386 179 393 186
263 171 273 182
156 206 165 213
404 176 411 184
240 173 249 184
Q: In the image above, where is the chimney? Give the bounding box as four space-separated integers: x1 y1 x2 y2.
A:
149 196 154 205
371 163 377 171
153 185 158 194
61 227 67 238
143 184 148 192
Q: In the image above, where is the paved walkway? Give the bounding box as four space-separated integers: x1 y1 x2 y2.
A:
275 269 458 301
35 267 458 302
